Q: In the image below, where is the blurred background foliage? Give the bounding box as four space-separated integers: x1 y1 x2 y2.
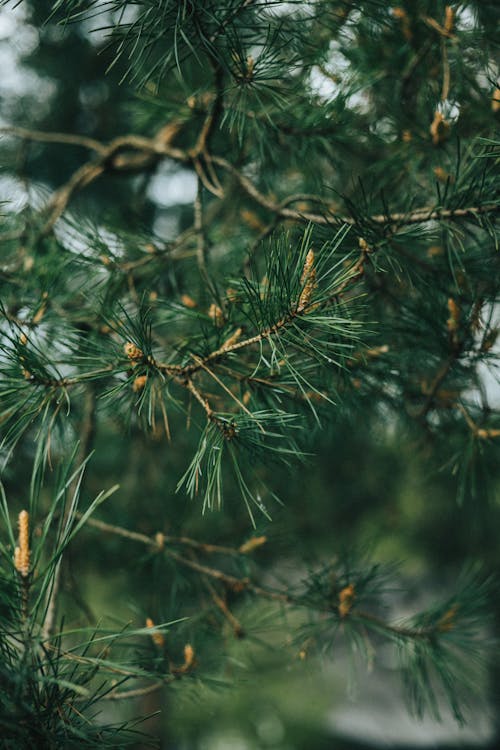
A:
0 1 499 748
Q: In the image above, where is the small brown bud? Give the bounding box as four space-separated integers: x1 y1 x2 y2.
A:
23 255 34 272
124 342 143 362
338 583 355 618
183 643 195 669
208 303 224 327
492 87 500 113
133 375 148 392
239 536 267 554
446 298 460 332
433 166 453 183
181 294 197 309
392 7 412 40
32 299 48 325
172 643 196 675
477 427 500 439
221 328 242 351
240 209 265 231
146 617 165 648
366 344 389 358
427 245 444 258
438 605 457 632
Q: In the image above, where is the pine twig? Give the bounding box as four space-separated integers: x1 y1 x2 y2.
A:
457 403 500 439
77 515 456 643
102 680 167 701
42 386 97 642
81 515 240 556
3 126 497 244
203 576 245 638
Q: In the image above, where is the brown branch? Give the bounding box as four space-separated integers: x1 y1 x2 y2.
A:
5 125 498 240
330 244 371 301
101 680 167 701
78 514 454 643
165 547 253 591
81 514 241 556
457 403 500 439
203 576 245 638
0 126 106 154
353 610 443 640
421 14 457 40
39 133 188 236
210 156 499 227
194 177 209 281
417 354 457 419
185 377 214 418
191 356 254 418
41 162 106 235
441 39 451 102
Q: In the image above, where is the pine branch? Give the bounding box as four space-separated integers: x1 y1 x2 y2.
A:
78 512 493 652
3 126 497 244
42 386 98 641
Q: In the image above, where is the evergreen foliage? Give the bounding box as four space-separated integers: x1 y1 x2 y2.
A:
0 0 499 747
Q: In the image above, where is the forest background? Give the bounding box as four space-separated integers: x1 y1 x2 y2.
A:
0 1 499 748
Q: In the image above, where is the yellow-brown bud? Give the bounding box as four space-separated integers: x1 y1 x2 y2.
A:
298 249 317 313
146 617 165 648
208 303 224 327
239 536 267 554
392 7 412 40
338 583 355 618
434 166 452 183
183 643 195 669
132 375 148 392
181 294 198 309
492 87 500 113
221 328 242 351
14 510 30 577
446 298 460 332
124 342 143 362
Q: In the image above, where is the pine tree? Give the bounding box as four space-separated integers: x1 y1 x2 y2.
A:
0 1 499 747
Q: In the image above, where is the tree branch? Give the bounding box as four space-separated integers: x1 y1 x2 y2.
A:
4 126 497 242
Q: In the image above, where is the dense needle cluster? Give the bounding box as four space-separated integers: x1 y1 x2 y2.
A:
0 0 499 747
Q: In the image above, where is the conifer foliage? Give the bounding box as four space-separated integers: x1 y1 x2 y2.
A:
0 0 499 747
